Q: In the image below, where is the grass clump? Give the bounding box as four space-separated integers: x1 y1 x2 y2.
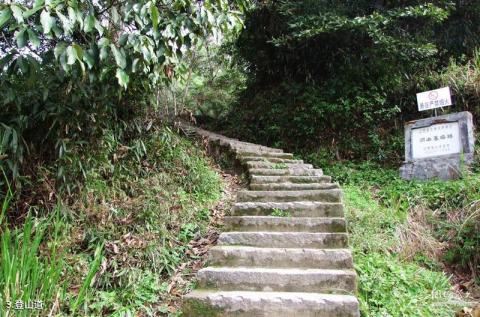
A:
343 186 461 316
0 210 65 316
356 252 457 317
270 208 291 217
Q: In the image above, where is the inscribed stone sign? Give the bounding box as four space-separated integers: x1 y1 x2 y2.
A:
399 112 475 180
411 122 461 159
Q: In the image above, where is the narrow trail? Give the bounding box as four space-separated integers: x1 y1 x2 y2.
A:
180 124 360 317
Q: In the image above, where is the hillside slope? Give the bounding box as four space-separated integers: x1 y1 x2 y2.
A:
0 127 238 316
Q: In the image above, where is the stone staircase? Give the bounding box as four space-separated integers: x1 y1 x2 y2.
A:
180 124 360 317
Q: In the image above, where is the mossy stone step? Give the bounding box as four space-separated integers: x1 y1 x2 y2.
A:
237 189 342 203
238 156 303 164
249 182 339 191
197 267 357 293
183 291 360 317
223 216 346 232
249 168 324 176
250 175 331 184
232 201 344 217
207 246 354 269
246 161 313 169
217 232 348 248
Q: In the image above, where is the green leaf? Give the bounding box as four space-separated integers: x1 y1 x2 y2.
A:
34 0 45 8
23 5 44 19
52 25 62 37
27 29 40 48
0 53 15 70
66 45 77 65
95 19 104 35
72 43 84 61
131 58 140 73
0 9 12 29
116 68 130 88
99 46 108 60
111 7 120 24
40 10 55 34
162 24 175 38
110 44 127 69
16 56 28 74
151 4 159 32
118 34 128 46
84 14 95 32
16 29 27 48
65 43 84 68
59 50 68 72
54 42 67 59
75 9 84 29
11 5 24 23
83 51 95 69
67 7 80 26
98 37 109 47
56 11 73 34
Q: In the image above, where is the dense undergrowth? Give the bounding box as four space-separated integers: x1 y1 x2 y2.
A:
0 127 224 316
318 161 480 316
206 1 480 162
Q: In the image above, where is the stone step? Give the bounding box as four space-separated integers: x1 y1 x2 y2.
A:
236 151 294 159
250 182 339 191
218 232 348 248
183 291 360 317
229 144 283 153
216 138 274 150
197 267 357 293
232 141 280 150
223 216 346 232
216 139 281 152
207 246 354 269
250 175 331 184
216 139 242 149
246 162 313 169
232 201 344 217
237 189 342 203
239 156 303 164
249 168 324 176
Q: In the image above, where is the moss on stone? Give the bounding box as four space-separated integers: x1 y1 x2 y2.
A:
183 299 224 317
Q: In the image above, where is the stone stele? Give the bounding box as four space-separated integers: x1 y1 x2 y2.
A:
400 111 475 180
